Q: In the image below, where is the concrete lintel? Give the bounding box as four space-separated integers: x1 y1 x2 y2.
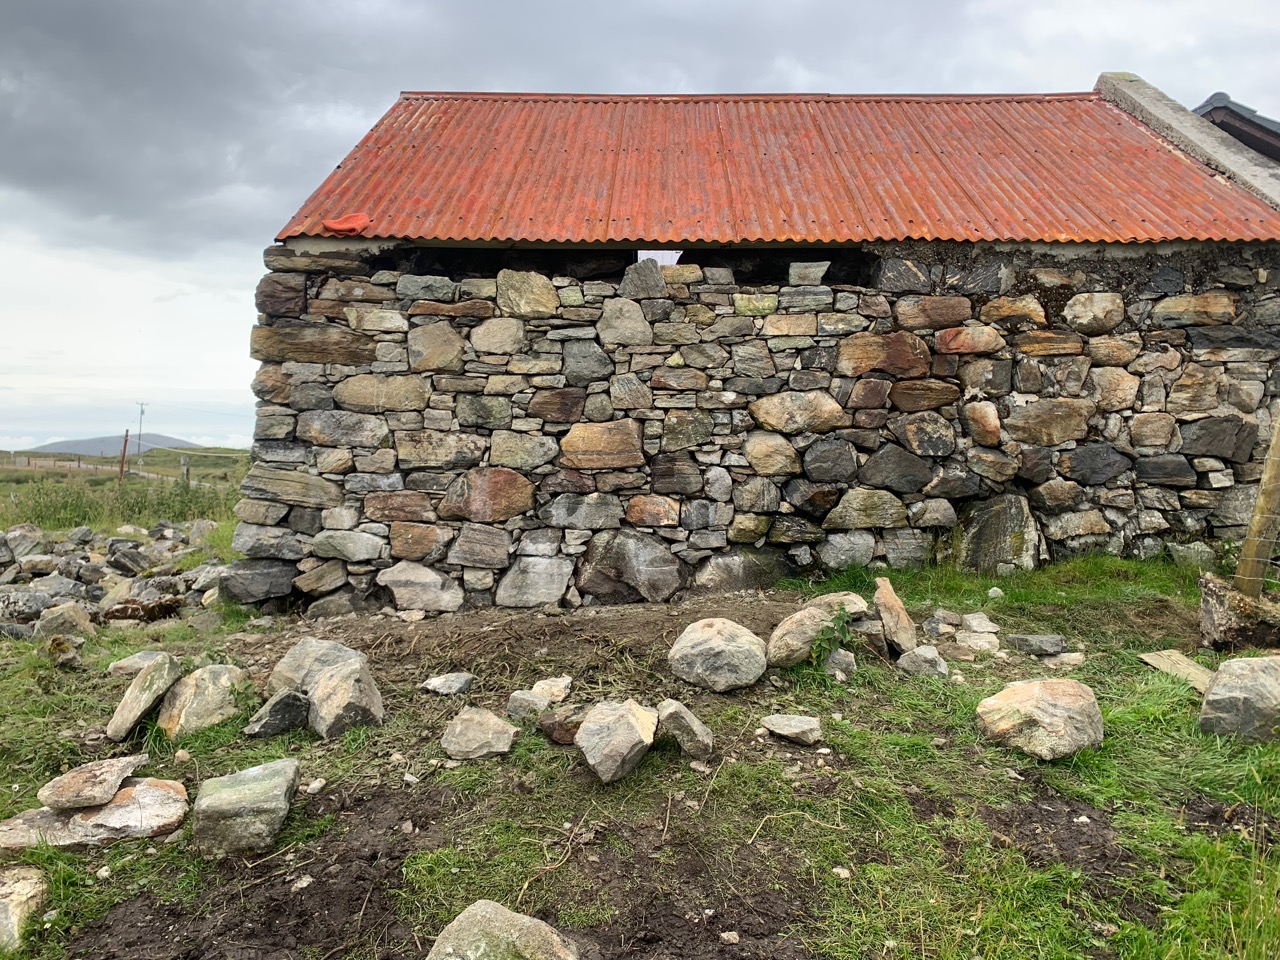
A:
1096 72 1280 212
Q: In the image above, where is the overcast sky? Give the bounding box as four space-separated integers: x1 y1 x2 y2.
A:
2 0 1277 451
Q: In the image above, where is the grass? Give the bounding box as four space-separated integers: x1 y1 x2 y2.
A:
0 472 241 529
3 556 1280 959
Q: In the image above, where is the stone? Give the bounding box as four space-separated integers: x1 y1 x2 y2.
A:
1134 454 1197 487
823 489 908 529
1180 415 1259 463
1012 330 1084 356
442 707 519 760
816 532 876 570
1152 291 1238 327
761 714 822 746
935 325 1005 354
530 676 572 704
1004 399 1094 446
656 699 714 759
106 653 186 742
192 759 300 857
33 602 95 639
669 618 767 692
1062 293 1124 334
0 778 188 853
976 679 1104 760
887 380 961 412
390 523 453 561
558 419 645 469
408 322 467 372
1130 412 1177 448
376 562 464 611
439 468 535 523
1041 509 1111 540
294 559 347 595
662 409 714 451
748 391 849 434
1004 634 1069 656
767 607 833 667
495 557 574 607
539 704 590 745
691 547 796 593
578 530 684 603
395 431 487 471
803 438 858 482
250 324 376 365
446 524 512 569
0 866 47 951
310 529 383 563
1198 657 1280 742
470 316 526 354
1087 367 1141 412
1029 478 1084 513
420 672 476 696
157 665 254 739
508 690 552 722
241 465 343 509
575 699 658 783
895 296 971 331
874 578 917 654
1088 333 1143 367
896 645 949 677
425 900 579 960
333 374 428 413
37 754 149 810
243 689 310 737
625 494 680 527
219 559 298 603
1188 326 1280 363
1167 363 1223 415
618 258 666 299
858 445 933 494
980 294 1046 327
597 298 653 345
296 410 389 449
106 650 166 677
743 431 802 475
892 412 956 457
269 637 366 695
397 274 457 301
307 658 383 738
1059 444 1132 485
836 331 931 378
539 493 624 530
497 269 560 319
562 339 614 385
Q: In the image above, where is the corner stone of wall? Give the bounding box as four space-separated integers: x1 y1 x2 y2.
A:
230 241 1280 616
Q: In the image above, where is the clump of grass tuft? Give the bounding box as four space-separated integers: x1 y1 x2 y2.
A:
0 474 239 529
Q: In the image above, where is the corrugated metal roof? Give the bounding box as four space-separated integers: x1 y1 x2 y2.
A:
277 91 1280 245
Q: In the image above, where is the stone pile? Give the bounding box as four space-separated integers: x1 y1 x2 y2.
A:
0 519 224 643
235 244 1279 615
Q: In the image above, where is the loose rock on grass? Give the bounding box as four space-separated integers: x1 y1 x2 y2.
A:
1198 655 1280 742
668 617 767 692
191 758 301 858
442 707 519 760
575 699 658 784
975 678 1104 760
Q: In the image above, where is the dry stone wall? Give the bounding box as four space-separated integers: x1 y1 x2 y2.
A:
236 241 1280 615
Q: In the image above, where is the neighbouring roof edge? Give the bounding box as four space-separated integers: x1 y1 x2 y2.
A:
1096 72 1280 212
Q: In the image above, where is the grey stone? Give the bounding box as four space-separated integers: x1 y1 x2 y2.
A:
269 638 366 696
106 654 186 742
191 758 301 857
508 689 552 722
767 607 834 667
470 317 526 354
599 298 653 345
976 679 1104 760
307 658 385 738
816 531 876 570
761 714 822 745
0 778 188 853
106 650 166 677
539 494 624 530
1199 656 1280 742
219 559 297 603
958 495 1039 573
243 689 310 738
37 754 148 810
1059 444 1132 485
442 707 519 760
230 523 303 560
312 529 384 562
495 557 574 607
617 258 667 299
859 445 933 493
562 339 614 386
803 438 858 483
823 489 908 529
690 547 796 593
668 618 767 692
1062 292 1124 335
497 269 559 319
575 699 658 783
424 900 580 960
656 699 714 760
823 647 858 681
577 529 684 603
376 562 465 612
397 274 456 301
158 665 255 739
896 644 949 677
447 524 512 569
1004 634 1069 656
419 672 476 695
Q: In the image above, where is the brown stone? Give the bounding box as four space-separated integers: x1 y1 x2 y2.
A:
625 495 681 527
979 295 1045 327
888 380 961 412
389 523 453 561
873 577 917 653
1012 331 1085 356
251 364 291 403
651 368 709 390
528 387 587 422
848 379 892 408
240 465 343 509
558 419 645 469
255 272 306 316
836 331 931 378
1167 364 1222 415
961 401 1001 446
364 491 436 522
894 296 971 331
332 374 429 413
935 325 1005 354
1130 412 1176 448
1087 367 1141 412
748 391 850 433
250 325 377 365
1087 333 1143 366
1003 398 1095 446
394 431 487 470
743 431 802 475
438 468 536 522
407 322 466 373
496 269 560 319
407 299 495 318
1153 291 1239 327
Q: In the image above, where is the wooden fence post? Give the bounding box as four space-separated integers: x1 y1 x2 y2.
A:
1234 418 1280 597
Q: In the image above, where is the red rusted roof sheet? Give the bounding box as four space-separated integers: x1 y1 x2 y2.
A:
277 92 1280 245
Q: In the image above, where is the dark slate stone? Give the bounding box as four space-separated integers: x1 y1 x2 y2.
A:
1187 326 1280 362
724 377 784 396
107 548 149 576
944 260 1005 295
1003 634 1069 656
290 382 335 411
859 444 933 494
539 470 596 494
562 340 614 386
220 559 297 603
1134 454 1197 488
876 258 931 294
799 346 838 371
1142 265 1183 298
783 479 843 518
924 465 981 499
803 438 858 482
891 412 956 458
652 452 703 495
766 515 826 544
287 507 324 535
243 689 310 738
1057 444 1133 485
1179 415 1260 463
1018 446 1054 484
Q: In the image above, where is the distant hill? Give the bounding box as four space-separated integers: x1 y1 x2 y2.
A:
27 434 200 457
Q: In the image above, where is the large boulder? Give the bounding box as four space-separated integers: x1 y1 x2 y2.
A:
574 699 658 783
576 530 684 603
957 495 1040 573
668 618 767 692
767 607 834 667
975 679 1104 760
425 900 580 960
191 759 300 857
1199 656 1280 742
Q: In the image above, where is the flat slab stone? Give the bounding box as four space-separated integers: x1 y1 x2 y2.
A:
105 650 166 677
575 699 658 783
874 578 917 654
442 707 519 759
762 714 823 746
106 653 186 742
192 758 301 858
419 672 476 695
976 679 1104 760
0 778 189 852
0 866 47 951
1005 634 1069 657
37 753 148 810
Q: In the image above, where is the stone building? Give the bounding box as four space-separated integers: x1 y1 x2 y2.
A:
233 73 1280 615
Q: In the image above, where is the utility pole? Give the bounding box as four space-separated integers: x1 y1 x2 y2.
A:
136 402 148 469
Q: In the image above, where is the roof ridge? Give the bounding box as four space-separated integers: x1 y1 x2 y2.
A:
396 90 1100 104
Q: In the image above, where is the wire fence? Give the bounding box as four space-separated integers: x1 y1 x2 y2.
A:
1233 426 1280 597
